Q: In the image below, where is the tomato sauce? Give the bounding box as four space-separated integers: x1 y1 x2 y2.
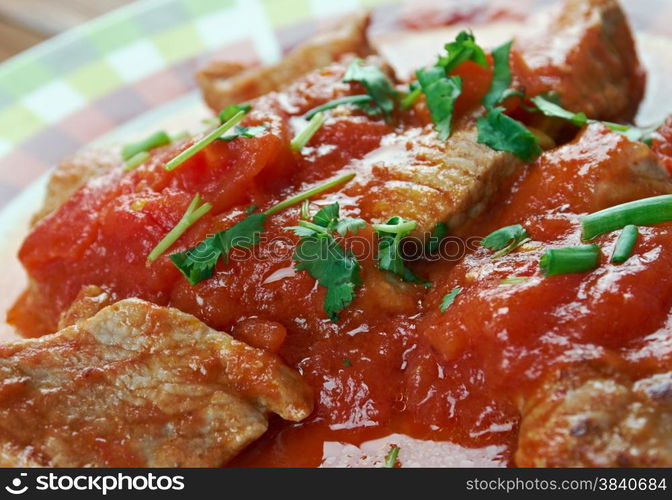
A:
10 41 672 466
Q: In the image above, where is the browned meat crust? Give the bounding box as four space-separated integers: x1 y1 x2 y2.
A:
512 0 645 122
346 119 522 234
32 147 122 225
516 365 672 467
0 299 313 467
197 11 372 112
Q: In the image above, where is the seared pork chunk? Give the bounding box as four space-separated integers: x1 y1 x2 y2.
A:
32 147 122 225
198 11 372 112
516 366 672 467
346 121 521 234
0 299 312 467
512 0 645 122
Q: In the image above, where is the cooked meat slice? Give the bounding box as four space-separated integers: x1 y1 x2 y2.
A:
346 120 522 234
511 0 645 122
32 147 122 225
197 11 372 112
0 299 313 467
57 284 118 329
516 366 672 467
501 123 672 217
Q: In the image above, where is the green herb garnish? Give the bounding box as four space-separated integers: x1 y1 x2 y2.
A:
219 104 251 123
148 193 212 263
481 41 513 109
539 244 601 276
440 286 462 312
122 130 172 161
481 224 529 257
304 95 372 120
416 67 462 140
611 225 638 264
428 222 449 254
123 151 150 172
291 112 327 151
343 59 398 121
582 195 672 240
289 203 365 322
530 95 658 143
170 173 356 284
220 124 268 141
384 444 400 468
400 81 422 110
165 107 248 171
476 109 541 162
373 216 428 285
437 31 488 73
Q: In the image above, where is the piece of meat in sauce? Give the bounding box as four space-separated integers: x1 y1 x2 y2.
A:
0 299 312 467
344 0 646 234
197 11 372 113
511 0 645 122
418 124 672 465
516 365 672 467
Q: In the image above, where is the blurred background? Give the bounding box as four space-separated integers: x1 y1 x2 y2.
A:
0 0 131 61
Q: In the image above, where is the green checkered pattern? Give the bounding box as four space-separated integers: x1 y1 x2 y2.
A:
0 0 393 158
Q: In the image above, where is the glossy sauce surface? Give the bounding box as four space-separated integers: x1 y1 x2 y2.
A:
9 14 672 467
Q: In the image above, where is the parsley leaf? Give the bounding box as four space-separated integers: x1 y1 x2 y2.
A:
438 31 488 73
482 41 513 109
374 216 429 285
343 59 398 121
170 213 266 285
416 67 462 140
428 222 448 254
440 286 462 313
170 173 357 285
290 203 364 322
220 124 268 141
481 224 529 257
530 95 658 143
476 108 541 162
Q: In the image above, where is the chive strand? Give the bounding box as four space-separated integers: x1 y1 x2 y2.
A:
147 194 212 262
582 195 672 240
123 151 150 172
371 221 417 234
264 172 356 216
164 110 246 171
122 130 172 160
304 95 371 120
539 244 600 276
290 112 326 151
611 225 638 264
400 86 422 110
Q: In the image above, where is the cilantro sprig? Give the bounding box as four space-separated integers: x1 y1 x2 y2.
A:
438 31 488 73
170 173 356 285
411 31 489 138
481 224 530 258
440 286 462 313
289 203 365 322
343 59 398 121
220 124 268 141
373 216 429 286
476 40 542 161
530 95 659 143
416 68 462 140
